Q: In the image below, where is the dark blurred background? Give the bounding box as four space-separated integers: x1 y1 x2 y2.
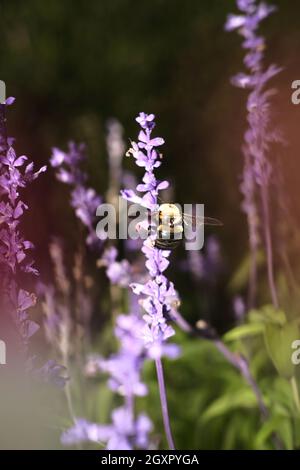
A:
1 0 300 320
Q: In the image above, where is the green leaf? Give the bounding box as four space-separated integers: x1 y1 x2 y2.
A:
229 250 265 291
249 305 286 326
264 321 299 379
293 417 300 448
254 415 293 450
202 388 258 422
223 323 265 342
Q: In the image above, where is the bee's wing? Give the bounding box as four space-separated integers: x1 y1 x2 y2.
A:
182 213 223 227
148 209 161 221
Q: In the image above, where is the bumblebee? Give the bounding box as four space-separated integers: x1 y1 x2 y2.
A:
154 203 183 250
153 203 221 250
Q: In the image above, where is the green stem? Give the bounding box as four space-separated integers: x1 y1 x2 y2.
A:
290 376 300 414
155 357 175 450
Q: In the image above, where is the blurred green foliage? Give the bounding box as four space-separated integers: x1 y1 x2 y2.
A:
62 323 300 450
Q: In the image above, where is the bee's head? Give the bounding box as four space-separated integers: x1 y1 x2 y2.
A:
158 203 181 219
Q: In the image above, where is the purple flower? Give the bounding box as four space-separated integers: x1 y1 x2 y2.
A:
136 112 155 130
62 407 152 450
233 295 246 323
85 313 148 398
106 118 125 167
71 186 101 227
5 96 16 106
0 103 46 347
122 114 168 211
225 1 282 308
81 304 153 449
0 99 67 389
33 359 68 389
99 247 132 287
50 142 103 250
61 418 109 446
225 2 276 34
122 114 181 363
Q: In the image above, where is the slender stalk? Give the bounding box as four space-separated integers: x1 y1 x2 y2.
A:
155 357 175 450
62 345 76 423
242 153 259 310
260 183 279 309
106 125 123 324
65 381 76 423
248 241 258 309
280 250 300 295
213 340 268 418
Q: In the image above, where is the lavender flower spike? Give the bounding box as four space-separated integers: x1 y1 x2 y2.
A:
225 0 283 308
62 408 152 450
81 312 153 450
50 142 103 250
0 101 46 349
122 113 180 449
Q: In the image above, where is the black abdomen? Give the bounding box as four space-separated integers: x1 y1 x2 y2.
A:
154 238 181 250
